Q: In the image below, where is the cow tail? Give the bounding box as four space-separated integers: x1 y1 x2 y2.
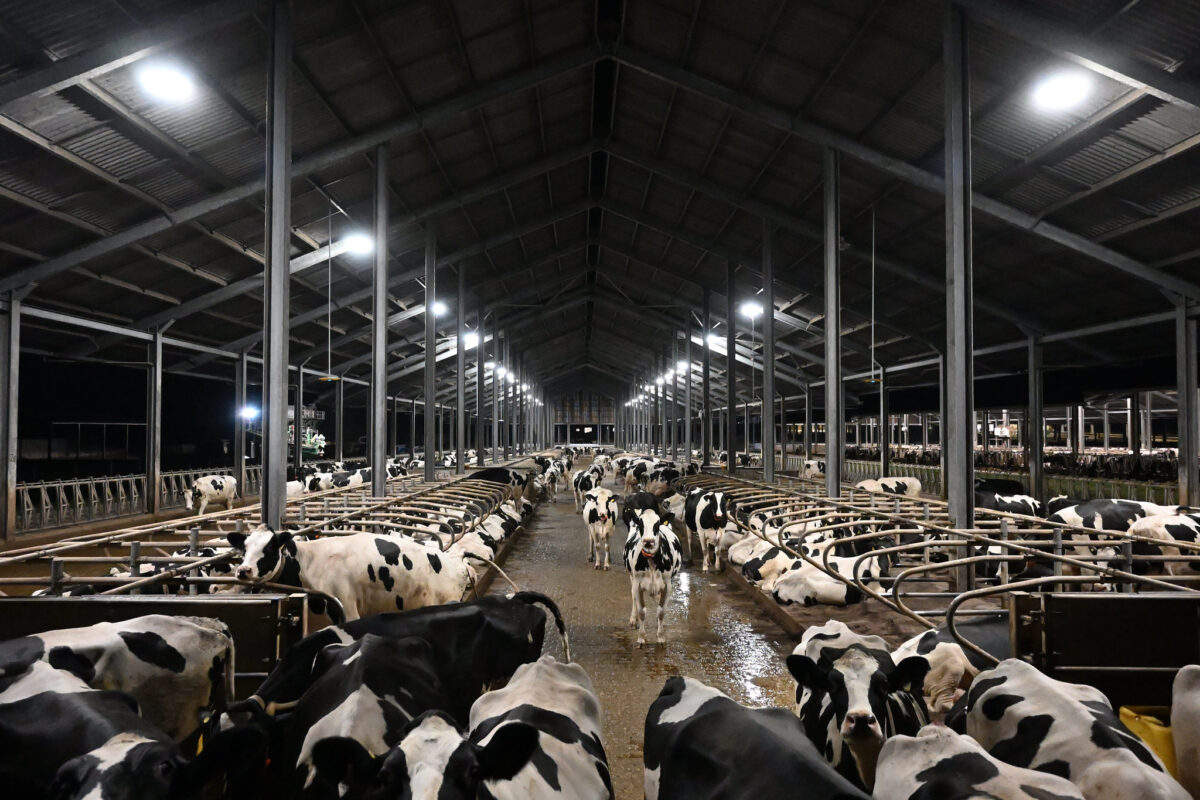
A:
463 553 522 594
224 629 236 707
514 591 572 664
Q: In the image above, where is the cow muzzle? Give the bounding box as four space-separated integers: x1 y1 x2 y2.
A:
842 711 880 740
236 567 253 581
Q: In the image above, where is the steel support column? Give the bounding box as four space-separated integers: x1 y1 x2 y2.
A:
1178 301 1199 505
685 326 693 462
702 289 712 465
824 149 843 497
726 260 738 473
260 0 291 530
335 379 345 461
944 1 975 527
1130 394 1141 456
370 144 389 496
0 295 19 540
763 220 776 482
803 385 812 461
879 367 890 478
671 336 679 461
292 369 305 475
409 398 416 459
144 327 163 515
1027 338 1045 501
475 309 484 467
491 323 499 464
455 269 466 474
423 228 437 482
233 351 247 497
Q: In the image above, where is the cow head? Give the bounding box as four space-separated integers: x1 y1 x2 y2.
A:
309 712 537 800
227 525 297 583
631 509 673 558
184 486 202 511
50 727 265 800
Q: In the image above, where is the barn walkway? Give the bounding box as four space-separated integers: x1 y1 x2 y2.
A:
489 468 797 799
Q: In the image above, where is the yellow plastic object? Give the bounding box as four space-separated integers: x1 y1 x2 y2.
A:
1120 706 1176 778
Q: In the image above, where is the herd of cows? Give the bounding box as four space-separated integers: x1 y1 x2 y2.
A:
3 447 1200 798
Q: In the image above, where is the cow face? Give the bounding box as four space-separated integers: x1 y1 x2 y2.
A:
184 487 201 511
309 712 537 800
632 509 673 558
227 526 296 582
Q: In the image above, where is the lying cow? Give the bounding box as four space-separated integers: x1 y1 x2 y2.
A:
976 491 1042 516
768 551 890 607
854 477 921 497
184 475 237 515
0 686 263 800
228 526 472 622
962 658 1188 800
801 459 826 480
788 619 930 790
624 508 682 647
583 487 619 570
890 616 1010 714
242 592 569 723
469 656 612 799
644 676 869 800
684 488 733 572
0 614 234 740
875 724 1084 800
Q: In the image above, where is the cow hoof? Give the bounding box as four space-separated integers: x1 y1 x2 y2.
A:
603 565 611 571
636 639 645 648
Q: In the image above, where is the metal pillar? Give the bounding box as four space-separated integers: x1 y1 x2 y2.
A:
233 352 247 497
423 227 437 482
292 368 305 475
455 270 466 474
824 148 844 497
726 259 737 473
389 397 397 458
1129 394 1141 456
370 145 389 495
1178 301 1199 505
335 379 345 461
475 309 485 466
1027 338 1045 502
879 368 890 479
0 294 19 540
145 328 163 515
437 404 443 457
260 0 292 530
803 386 812 460
944 2 974 528
1076 405 1085 453
685 326 693 462
518 357 525 455
702 290 712 464
763 220 776 482
491 324 499 463
671 336 679 461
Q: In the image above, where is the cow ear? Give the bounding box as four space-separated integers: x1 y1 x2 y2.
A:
275 531 296 552
310 736 381 789
785 654 827 691
475 722 538 782
226 532 246 551
889 655 931 694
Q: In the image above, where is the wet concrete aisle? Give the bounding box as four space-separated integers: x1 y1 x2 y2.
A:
489 467 797 800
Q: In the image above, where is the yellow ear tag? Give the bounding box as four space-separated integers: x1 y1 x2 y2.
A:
196 734 204 756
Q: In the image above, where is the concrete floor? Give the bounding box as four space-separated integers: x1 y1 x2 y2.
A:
489 468 797 800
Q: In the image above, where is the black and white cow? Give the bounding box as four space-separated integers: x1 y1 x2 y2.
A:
184 475 237 515
0 614 234 740
684 488 733 573
468 655 612 799
788 620 930 790
466 467 529 502
963 658 1188 800
624 509 682 647
854 477 921 498
0 687 264 800
242 592 569 723
1125 513 1200 576
975 477 1028 496
1048 499 1183 583
767 551 890 608
1174 665 1200 800
330 468 371 489
976 491 1043 516
802 460 826 480
228 526 472 622
270 634 451 798
572 468 603 513
643 676 870 800
583 487 619 570
875 724 1085 800
644 467 681 497
889 616 1010 714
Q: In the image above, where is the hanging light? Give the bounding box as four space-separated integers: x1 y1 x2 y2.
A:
706 333 721 348
1031 71 1092 112
677 359 688 372
462 332 479 349
431 301 448 316
240 406 260 420
317 198 342 383
137 62 195 103
342 233 373 255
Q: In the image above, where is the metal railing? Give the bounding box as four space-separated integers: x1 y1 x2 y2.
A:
16 466 265 533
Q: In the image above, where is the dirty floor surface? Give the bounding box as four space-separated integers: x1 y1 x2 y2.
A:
489 474 798 800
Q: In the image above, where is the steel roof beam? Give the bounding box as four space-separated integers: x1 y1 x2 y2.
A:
610 46 1200 301
0 46 601 295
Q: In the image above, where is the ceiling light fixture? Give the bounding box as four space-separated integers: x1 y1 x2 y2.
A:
342 233 373 255
137 63 195 103
740 300 764 319
1031 71 1092 112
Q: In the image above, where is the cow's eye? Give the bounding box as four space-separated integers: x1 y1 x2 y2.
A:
156 760 175 779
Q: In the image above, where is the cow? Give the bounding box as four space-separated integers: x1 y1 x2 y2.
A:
802 460 826 480
306 472 334 492
787 619 930 790
1174 665 1200 800
541 464 562 502
621 490 666 531
643 675 870 800
1047 495 1078 515
330 468 370 489
467 467 529 502
963 658 1188 800
854 477 921 497
975 477 1027 496
0 614 235 740
644 467 681 497
269 634 451 798
0 687 264 800
684 488 733 573
307 710 536 800
572 468 602 513
624 508 682 647
240 592 570 723
890 616 1010 714
1124 513 1200 575
767 551 890 608
583 487 619 570
1049 499 1184 584
285 479 306 498
875 724 1085 800
468 656 612 799
184 475 237 515
976 491 1042 516
227 526 472 622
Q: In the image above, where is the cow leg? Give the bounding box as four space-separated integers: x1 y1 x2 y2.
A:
587 527 596 565
700 531 711 572
636 584 648 647
198 497 208 515
629 579 640 628
601 531 611 570
713 533 723 571
656 582 669 643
